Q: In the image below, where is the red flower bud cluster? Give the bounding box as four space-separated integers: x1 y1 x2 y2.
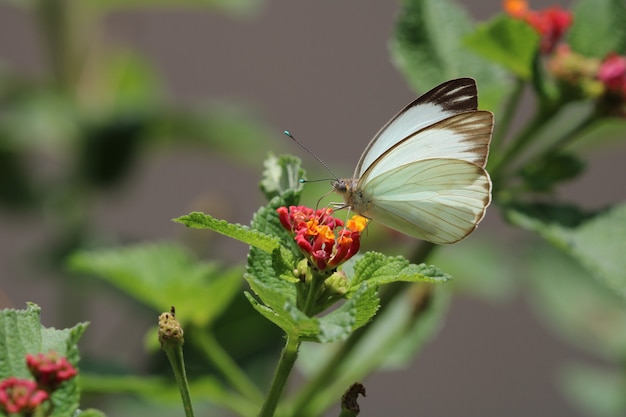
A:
598 53 626 101
0 377 49 415
26 351 78 391
277 206 368 272
0 351 78 415
504 0 573 53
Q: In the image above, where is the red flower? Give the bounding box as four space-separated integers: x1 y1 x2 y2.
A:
0 377 49 414
598 53 626 96
277 206 367 272
26 351 78 391
504 0 573 53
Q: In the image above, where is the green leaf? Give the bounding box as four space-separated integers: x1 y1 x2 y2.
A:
348 252 451 291
87 0 265 18
243 155 305 323
507 202 626 300
244 293 320 340
519 152 585 192
464 15 540 80
80 373 258 416
67 242 242 327
259 154 305 202
527 243 626 357
153 103 277 167
560 363 626 417
378 285 451 369
391 0 509 111
75 410 107 417
568 0 626 57
0 303 88 417
173 212 280 253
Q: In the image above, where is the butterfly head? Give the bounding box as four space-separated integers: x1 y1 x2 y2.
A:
331 178 371 213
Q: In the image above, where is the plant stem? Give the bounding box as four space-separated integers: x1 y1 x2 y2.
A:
162 340 195 417
491 77 525 152
194 330 264 404
258 336 301 417
489 103 558 181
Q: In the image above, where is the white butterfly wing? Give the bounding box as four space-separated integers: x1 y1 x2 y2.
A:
358 159 492 244
355 78 479 177
360 110 493 182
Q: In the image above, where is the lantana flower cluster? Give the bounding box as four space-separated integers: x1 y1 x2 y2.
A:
277 205 368 272
505 0 626 115
504 0 572 53
0 351 77 415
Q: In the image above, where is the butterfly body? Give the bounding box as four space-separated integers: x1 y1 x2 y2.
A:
332 78 493 244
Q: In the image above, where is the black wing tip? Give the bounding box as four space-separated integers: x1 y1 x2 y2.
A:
417 78 478 112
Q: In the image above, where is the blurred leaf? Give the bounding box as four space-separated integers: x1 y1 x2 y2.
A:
464 15 539 80
173 211 281 254
298 283 450 412
0 139 37 209
153 104 278 167
0 90 79 149
79 112 149 188
519 152 585 192
67 242 242 327
0 303 88 417
80 373 257 416
391 0 509 111
568 0 626 57
526 242 626 358
559 363 626 417
507 202 626 300
75 410 106 417
80 51 164 113
376 284 450 370
430 237 518 302
87 0 264 18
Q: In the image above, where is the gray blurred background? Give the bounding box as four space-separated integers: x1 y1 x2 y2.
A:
1 1 623 416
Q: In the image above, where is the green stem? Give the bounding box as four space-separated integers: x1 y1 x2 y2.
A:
543 109 599 154
162 341 195 417
194 330 264 404
258 336 301 417
491 78 525 152
489 103 558 181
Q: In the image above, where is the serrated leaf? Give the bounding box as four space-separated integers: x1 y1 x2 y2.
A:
317 282 380 343
0 304 87 417
349 252 451 291
173 211 280 253
464 15 540 80
244 293 319 340
568 0 626 57
67 242 242 327
391 0 509 111
507 202 626 300
259 154 304 202
243 158 305 320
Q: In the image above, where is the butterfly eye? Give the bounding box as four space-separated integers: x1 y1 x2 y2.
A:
332 179 348 193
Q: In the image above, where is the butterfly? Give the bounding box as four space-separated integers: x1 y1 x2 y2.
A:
332 78 493 244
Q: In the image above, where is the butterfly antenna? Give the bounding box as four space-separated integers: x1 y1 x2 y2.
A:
284 130 339 180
